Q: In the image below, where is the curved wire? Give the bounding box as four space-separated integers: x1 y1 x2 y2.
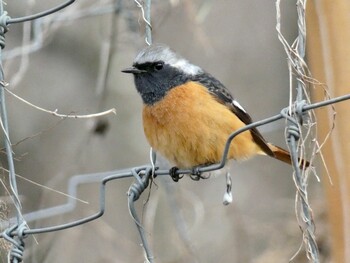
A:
0 166 148 236
167 92 350 177
128 168 154 263
1 93 350 237
7 0 76 24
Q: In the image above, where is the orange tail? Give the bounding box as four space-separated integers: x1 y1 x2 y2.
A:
267 143 310 168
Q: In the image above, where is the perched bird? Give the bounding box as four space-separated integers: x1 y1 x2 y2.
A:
122 44 307 180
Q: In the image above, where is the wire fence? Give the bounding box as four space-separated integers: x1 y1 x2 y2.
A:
0 0 349 262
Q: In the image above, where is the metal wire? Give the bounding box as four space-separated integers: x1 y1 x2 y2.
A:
0 91 348 261
134 0 152 45
0 3 27 262
277 0 320 261
127 167 154 263
2 92 348 229
144 0 152 45
124 1 153 261
1 1 350 262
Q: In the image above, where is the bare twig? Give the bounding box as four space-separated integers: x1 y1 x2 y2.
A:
3 85 116 119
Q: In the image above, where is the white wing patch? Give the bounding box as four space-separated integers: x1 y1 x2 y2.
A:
232 100 246 113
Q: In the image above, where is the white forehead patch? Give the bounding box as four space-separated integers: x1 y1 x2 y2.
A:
134 44 203 76
232 100 246 113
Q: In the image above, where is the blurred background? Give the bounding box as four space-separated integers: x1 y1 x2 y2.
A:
1 0 340 262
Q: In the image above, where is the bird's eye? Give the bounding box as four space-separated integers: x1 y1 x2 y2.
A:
154 62 164 71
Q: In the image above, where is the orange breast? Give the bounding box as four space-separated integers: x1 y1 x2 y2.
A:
142 82 262 168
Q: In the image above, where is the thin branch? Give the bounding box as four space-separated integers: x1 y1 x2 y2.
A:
3 85 116 119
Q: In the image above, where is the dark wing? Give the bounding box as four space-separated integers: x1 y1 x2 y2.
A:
191 72 274 157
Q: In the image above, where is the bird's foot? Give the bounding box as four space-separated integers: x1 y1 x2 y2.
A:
169 167 184 182
169 165 211 182
189 166 211 181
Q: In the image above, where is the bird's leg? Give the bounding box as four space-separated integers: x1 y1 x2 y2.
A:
169 166 184 182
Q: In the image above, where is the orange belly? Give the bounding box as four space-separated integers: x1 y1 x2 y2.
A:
142 82 262 169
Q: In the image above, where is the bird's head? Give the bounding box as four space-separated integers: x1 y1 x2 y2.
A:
122 44 203 105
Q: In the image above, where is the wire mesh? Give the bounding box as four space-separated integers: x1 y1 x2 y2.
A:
0 0 348 262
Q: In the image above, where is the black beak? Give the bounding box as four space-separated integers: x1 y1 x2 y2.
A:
121 66 146 74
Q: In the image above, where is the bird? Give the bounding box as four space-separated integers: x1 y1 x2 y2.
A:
122 44 308 181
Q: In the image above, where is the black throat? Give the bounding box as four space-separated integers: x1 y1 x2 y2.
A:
133 64 190 105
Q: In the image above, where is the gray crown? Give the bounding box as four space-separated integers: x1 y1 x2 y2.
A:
134 44 203 76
